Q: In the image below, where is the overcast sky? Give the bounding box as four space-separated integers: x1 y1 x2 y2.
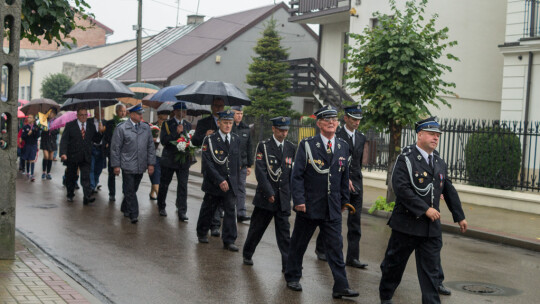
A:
84 0 285 43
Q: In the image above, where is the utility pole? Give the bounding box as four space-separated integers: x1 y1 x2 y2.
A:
136 0 142 82
176 0 181 26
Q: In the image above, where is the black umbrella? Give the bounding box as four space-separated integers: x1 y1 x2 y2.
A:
175 81 251 106
60 98 119 112
63 78 135 99
20 98 60 115
156 101 211 117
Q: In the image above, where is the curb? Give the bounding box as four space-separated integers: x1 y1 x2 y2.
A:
190 169 540 253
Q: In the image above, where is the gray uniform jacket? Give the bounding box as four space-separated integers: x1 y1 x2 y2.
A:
110 121 156 174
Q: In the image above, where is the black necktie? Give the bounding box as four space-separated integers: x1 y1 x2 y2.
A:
278 143 283 157
225 135 230 150
428 155 433 170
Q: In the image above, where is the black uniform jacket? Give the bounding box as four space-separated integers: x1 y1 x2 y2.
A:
389 145 466 237
60 119 102 163
201 132 241 197
336 126 366 192
160 118 192 169
232 121 253 168
291 135 350 220
252 138 296 214
192 115 218 147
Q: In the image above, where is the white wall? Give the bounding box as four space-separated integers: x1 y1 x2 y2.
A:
318 0 507 119
23 39 139 100
319 21 349 83
506 0 526 42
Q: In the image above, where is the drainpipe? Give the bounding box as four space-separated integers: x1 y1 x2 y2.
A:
28 63 33 100
521 51 533 180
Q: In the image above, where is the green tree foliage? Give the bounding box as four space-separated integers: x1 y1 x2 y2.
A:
343 0 458 198
244 18 294 118
465 127 521 190
40 73 74 103
21 0 93 48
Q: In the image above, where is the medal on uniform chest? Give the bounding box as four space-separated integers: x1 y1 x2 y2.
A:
220 151 224 155
417 155 422 160
337 143 341 149
214 150 218 155
316 142 321 148
419 178 424 183
415 172 419 177
423 172 427 177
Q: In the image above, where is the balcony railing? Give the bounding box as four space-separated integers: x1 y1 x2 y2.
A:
289 0 351 20
524 0 540 38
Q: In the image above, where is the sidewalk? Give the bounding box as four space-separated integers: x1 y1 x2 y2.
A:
0 233 100 304
190 156 540 252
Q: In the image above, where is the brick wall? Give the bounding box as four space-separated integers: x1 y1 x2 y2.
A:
11 15 110 51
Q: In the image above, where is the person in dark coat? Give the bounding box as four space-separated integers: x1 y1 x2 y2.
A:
89 107 107 193
21 115 41 181
103 103 127 201
284 106 359 299
231 105 253 223
379 117 468 304
195 110 241 251
315 105 368 269
0 113 8 150
39 108 59 180
157 102 193 220
242 116 295 272
59 108 103 204
192 97 225 237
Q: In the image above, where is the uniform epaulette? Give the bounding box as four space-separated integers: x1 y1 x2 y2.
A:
401 145 414 156
117 121 126 127
262 138 272 144
433 150 440 156
304 136 315 141
336 137 347 143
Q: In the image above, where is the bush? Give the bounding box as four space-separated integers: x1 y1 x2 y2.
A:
368 196 395 214
465 127 521 190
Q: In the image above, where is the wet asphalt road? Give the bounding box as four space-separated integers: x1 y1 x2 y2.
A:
15 165 540 304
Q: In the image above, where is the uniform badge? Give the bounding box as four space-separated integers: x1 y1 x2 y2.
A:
202 144 207 151
417 155 422 160
415 172 418 177
423 172 427 177
419 178 424 183
316 142 321 148
256 152 263 160
337 143 341 149
214 150 218 154
220 151 224 155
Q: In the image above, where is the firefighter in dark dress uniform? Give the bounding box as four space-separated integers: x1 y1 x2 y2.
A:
157 101 192 220
315 104 368 269
379 117 468 304
242 117 295 272
195 110 241 251
284 106 359 299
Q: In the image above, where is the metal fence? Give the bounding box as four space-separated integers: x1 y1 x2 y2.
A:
243 116 540 192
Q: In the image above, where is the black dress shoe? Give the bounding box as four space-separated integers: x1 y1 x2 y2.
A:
75 184 80 190
67 196 74 202
178 213 189 222
315 250 327 261
159 209 167 216
237 215 251 223
198 236 208 243
243 257 253 265
381 300 394 304
130 217 138 224
92 189 98 194
346 259 368 269
286 281 302 291
83 197 95 205
211 228 220 237
223 243 239 252
438 284 452 295
332 288 359 299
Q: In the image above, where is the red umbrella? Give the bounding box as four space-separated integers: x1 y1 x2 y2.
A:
17 106 27 118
